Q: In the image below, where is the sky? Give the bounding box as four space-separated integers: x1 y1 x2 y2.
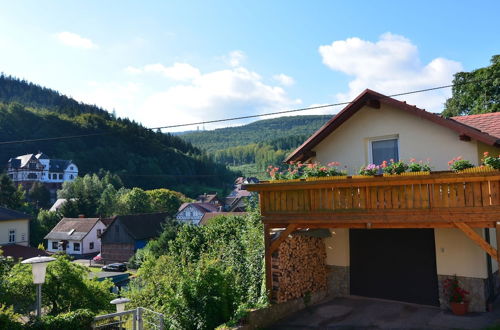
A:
0 1 499 132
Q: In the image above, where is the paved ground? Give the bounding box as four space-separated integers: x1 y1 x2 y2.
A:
268 296 500 330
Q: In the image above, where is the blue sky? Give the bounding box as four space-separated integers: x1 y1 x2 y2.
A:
0 1 498 131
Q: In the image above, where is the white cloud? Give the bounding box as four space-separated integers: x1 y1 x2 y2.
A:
55 32 97 49
319 33 463 112
228 50 246 67
124 66 143 75
140 66 300 130
144 63 201 81
273 73 295 86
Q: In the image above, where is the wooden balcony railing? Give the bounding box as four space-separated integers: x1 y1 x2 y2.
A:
246 171 500 227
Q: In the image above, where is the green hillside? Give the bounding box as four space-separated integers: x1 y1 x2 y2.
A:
0 74 236 196
180 115 332 177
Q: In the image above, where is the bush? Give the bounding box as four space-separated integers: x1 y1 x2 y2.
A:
448 157 474 172
483 152 500 170
27 309 95 330
0 304 23 330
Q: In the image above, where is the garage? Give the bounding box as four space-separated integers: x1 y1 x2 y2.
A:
350 228 440 306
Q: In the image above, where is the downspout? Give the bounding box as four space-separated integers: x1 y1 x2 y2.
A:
484 228 495 310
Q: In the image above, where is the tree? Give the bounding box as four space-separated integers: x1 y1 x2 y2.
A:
0 174 24 210
28 182 51 209
146 189 188 215
29 210 62 247
116 187 152 215
443 55 500 117
0 255 114 315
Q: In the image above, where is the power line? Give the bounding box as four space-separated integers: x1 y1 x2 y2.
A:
0 77 494 145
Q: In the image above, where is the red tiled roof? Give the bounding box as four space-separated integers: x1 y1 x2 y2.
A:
0 244 48 260
451 112 500 139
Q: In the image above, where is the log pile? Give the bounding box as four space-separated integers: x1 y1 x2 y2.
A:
271 234 327 303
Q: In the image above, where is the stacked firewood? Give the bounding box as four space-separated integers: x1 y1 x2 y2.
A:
271 234 327 303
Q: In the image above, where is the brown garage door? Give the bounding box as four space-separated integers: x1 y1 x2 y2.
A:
350 228 439 306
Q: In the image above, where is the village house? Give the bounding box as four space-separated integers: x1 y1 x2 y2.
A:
45 217 106 256
196 193 224 207
224 177 258 212
100 212 169 263
0 206 48 260
247 89 500 313
6 152 78 200
175 202 220 225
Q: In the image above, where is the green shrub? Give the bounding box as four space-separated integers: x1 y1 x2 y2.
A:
27 309 95 330
0 304 23 330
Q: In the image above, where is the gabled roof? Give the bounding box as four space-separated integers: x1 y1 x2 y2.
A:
49 159 72 172
0 207 29 221
286 89 500 162
178 202 219 213
109 212 169 240
44 217 100 241
8 154 38 169
451 112 500 139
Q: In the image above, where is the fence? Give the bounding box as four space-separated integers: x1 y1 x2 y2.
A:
92 307 164 330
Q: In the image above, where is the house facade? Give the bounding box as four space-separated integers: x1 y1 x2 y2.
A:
100 212 169 263
45 217 106 256
6 152 78 200
251 89 500 313
175 203 219 225
0 207 30 247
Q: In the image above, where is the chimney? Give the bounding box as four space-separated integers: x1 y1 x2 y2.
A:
78 214 85 218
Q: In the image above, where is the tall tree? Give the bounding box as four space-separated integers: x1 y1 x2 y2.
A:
442 55 500 117
0 174 24 210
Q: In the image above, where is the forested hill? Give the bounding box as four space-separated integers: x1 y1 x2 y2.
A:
179 115 332 177
0 75 236 196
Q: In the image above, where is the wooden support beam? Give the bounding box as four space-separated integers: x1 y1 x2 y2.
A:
276 221 495 229
269 224 298 254
455 222 498 259
263 224 272 300
496 222 500 265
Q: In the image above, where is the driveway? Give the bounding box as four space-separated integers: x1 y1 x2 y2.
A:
268 296 500 330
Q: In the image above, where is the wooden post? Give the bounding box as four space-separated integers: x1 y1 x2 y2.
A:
496 222 500 274
455 222 498 259
264 224 272 301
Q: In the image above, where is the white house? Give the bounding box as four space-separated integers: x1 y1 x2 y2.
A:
175 203 220 225
45 217 106 256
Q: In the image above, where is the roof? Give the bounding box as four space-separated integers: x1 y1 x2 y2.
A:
0 244 48 260
49 159 72 172
100 217 115 227
44 217 100 241
8 154 36 168
0 207 29 221
286 89 500 162
199 212 247 225
49 198 71 212
111 212 169 240
451 112 500 139
196 193 219 204
178 202 219 213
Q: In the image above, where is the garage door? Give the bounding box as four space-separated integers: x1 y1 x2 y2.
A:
350 228 439 306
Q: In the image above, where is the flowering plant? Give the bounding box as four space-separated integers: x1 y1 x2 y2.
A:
358 164 379 176
380 159 408 175
302 162 346 178
448 156 474 172
266 163 301 180
443 276 469 303
408 158 432 172
482 152 500 170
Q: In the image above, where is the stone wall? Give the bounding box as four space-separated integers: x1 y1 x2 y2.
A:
437 274 493 312
326 265 350 297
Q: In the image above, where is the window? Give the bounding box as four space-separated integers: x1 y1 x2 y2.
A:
89 242 94 250
59 174 63 180
97 229 102 237
27 173 37 179
52 241 58 249
70 174 74 179
73 242 80 251
70 166 74 170
52 174 57 179
8 230 15 243
29 162 36 169
370 137 399 166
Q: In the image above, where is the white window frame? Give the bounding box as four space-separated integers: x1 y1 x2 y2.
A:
52 241 58 249
89 242 94 250
368 134 400 165
8 229 16 243
73 242 80 252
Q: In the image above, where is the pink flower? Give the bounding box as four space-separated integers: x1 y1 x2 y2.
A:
409 158 416 162
484 151 489 157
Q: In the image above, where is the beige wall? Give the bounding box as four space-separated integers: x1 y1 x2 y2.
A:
434 228 489 278
0 219 29 246
312 104 479 173
324 228 349 266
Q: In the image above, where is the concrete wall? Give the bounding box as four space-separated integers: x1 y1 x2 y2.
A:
0 219 29 246
311 104 479 173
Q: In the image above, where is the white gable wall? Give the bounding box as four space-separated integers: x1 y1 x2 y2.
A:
82 220 106 254
176 205 205 224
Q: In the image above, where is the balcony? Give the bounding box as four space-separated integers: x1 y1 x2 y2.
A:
246 171 500 229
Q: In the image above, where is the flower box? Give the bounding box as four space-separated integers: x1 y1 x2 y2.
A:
351 175 374 179
305 176 348 181
383 171 430 177
458 166 498 174
269 179 302 183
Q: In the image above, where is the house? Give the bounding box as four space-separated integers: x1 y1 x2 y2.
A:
6 152 78 200
100 212 169 263
0 207 30 247
196 193 224 208
44 217 106 256
247 89 500 313
0 206 48 260
175 203 220 225
224 177 258 211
